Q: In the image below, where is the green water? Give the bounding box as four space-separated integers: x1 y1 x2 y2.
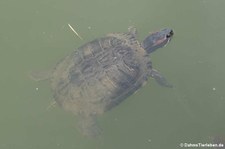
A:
1 0 225 148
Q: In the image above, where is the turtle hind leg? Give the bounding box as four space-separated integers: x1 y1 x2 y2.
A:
77 114 102 138
150 69 173 88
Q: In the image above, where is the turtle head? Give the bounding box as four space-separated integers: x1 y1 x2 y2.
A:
142 28 174 54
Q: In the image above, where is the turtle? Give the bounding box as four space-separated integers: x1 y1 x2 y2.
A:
30 27 174 137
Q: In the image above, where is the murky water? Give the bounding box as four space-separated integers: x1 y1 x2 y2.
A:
1 0 225 148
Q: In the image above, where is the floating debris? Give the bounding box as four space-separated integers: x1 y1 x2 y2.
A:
68 24 83 40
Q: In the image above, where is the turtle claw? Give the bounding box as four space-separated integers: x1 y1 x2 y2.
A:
128 26 137 36
150 69 173 88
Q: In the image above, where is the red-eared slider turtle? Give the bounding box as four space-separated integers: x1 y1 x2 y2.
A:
31 27 174 137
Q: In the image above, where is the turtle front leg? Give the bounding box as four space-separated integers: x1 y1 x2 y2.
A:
150 69 173 88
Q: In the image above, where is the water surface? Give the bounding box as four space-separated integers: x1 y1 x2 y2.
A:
1 0 225 148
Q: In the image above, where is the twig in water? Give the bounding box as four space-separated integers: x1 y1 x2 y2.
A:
68 24 83 40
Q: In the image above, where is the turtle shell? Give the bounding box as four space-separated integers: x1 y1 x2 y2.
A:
50 31 151 137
